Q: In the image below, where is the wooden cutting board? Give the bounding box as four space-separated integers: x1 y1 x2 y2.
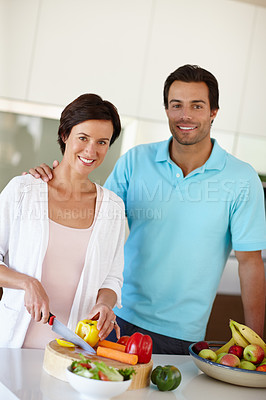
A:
43 340 153 390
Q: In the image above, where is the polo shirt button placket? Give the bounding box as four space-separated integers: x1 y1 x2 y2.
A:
173 170 183 190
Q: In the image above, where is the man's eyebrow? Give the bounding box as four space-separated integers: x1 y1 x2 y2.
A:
169 99 207 104
192 100 207 104
169 99 182 104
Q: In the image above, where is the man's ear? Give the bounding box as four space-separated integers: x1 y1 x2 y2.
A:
210 108 218 118
210 108 218 124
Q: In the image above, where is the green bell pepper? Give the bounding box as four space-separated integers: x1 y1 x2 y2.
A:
151 365 181 391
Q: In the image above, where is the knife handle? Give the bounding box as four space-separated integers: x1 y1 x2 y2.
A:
48 312 56 325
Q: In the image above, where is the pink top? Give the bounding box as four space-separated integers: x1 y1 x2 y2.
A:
23 186 103 349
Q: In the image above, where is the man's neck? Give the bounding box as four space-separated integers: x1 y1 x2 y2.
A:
169 136 213 177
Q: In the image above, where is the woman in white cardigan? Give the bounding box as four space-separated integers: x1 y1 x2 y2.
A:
0 94 125 348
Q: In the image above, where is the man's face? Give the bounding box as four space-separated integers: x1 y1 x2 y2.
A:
165 81 218 146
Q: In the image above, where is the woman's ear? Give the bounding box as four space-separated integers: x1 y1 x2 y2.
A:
61 132 67 143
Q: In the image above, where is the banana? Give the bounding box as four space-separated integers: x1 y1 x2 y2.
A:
215 337 235 355
230 319 266 356
229 321 249 347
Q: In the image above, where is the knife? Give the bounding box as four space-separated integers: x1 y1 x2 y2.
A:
47 313 96 354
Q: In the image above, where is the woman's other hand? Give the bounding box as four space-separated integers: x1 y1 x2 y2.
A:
22 160 59 182
24 277 50 323
87 303 120 341
87 288 120 341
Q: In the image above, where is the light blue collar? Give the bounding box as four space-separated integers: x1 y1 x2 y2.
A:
155 137 227 172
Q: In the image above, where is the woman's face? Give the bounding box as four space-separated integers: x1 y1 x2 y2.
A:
63 119 113 176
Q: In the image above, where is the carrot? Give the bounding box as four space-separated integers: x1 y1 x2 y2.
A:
98 340 126 352
97 346 138 365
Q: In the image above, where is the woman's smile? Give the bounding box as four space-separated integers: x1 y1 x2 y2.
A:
78 156 95 166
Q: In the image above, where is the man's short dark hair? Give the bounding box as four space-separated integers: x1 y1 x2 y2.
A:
163 64 219 111
58 93 121 154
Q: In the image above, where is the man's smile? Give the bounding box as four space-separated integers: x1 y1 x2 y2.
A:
177 125 197 131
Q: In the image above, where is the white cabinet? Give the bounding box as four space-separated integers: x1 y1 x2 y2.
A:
137 0 255 131
27 0 153 116
238 6 266 137
0 0 39 99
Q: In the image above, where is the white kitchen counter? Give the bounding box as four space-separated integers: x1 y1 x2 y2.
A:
0 348 265 399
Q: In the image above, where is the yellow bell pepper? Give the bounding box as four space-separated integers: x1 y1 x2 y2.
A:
75 319 100 347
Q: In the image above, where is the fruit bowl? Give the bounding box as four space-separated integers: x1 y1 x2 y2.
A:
66 366 132 400
189 342 266 388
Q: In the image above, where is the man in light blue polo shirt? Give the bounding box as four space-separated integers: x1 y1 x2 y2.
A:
104 65 266 353
29 65 266 354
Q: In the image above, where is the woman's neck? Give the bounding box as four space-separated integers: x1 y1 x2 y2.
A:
49 162 95 199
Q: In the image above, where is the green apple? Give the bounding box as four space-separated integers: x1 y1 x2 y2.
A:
239 360 256 370
198 349 217 362
243 344 264 364
216 352 227 363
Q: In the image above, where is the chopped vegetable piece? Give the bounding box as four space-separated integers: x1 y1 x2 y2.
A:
117 336 130 346
97 346 138 365
98 340 126 352
98 371 109 381
56 338 75 347
117 368 136 381
79 363 92 369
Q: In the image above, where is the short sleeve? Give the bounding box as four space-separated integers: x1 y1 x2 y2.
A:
230 172 266 251
104 153 130 211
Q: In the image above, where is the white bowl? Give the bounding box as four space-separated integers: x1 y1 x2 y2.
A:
189 341 266 388
66 366 132 400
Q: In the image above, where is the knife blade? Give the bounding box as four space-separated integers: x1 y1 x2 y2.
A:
48 313 96 354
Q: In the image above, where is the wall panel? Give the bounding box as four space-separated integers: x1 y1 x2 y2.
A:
238 7 266 137
0 0 40 99
138 0 255 135
28 0 153 116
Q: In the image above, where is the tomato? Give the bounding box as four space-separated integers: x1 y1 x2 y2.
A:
98 371 109 380
117 336 130 346
79 363 92 369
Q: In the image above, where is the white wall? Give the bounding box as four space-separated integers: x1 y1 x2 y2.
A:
1 0 266 173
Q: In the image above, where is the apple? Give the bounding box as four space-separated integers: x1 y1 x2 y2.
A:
239 360 256 370
256 364 266 372
219 353 240 367
259 357 266 366
228 345 244 359
243 344 264 365
198 349 217 362
216 352 227 363
192 341 209 355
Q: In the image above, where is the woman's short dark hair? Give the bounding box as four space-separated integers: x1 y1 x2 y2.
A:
163 64 219 111
58 93 121 154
